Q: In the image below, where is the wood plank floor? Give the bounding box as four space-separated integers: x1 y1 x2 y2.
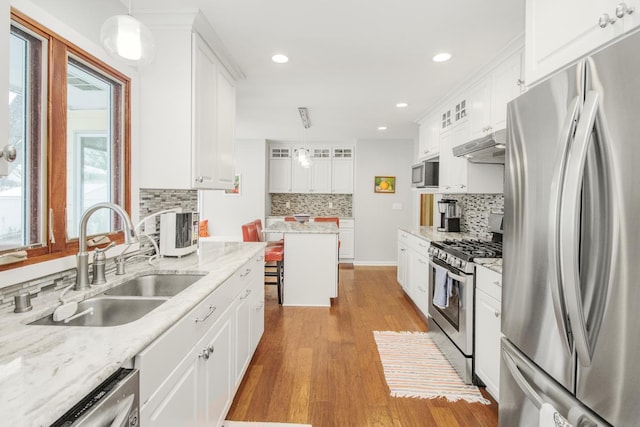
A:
226 265 499 426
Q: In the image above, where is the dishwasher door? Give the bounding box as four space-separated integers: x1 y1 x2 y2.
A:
52 368 139 427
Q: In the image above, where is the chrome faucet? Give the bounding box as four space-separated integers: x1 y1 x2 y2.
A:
75 202 137 290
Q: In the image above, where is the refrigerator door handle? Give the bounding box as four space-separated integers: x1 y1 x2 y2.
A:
559 90 599 367
502 344 545 409
548 95 581 355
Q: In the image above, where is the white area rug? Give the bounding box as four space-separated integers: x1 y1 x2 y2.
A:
224 422 311 427
373 331 490 404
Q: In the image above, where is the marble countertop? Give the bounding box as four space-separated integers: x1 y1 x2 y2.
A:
0 241 265 426
399 225 475 243
264 221 339 234
474 258 503 274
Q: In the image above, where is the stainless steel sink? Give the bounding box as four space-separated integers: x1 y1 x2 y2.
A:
29 296 168 327
104 273 205 297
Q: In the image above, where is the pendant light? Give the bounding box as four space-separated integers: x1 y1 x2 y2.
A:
100 0 154 65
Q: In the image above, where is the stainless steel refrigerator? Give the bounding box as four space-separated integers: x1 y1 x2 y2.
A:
501 30 640 427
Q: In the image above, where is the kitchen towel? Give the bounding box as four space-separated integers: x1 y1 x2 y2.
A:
539 402 574 427
433 264 450 308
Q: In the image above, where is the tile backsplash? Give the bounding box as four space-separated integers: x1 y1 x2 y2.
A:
443 193 504 239
271 193 352 217
139 188 199 234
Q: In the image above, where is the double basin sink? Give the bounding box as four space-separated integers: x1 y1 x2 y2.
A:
30 273 206 327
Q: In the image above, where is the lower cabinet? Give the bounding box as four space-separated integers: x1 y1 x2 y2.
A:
475 265 502 400
138 252 264 427
397 230 431 318
338 219 355 260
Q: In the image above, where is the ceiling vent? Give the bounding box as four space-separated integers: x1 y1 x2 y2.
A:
298 107 311 129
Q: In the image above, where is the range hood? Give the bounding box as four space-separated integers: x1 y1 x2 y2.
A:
452 128 506 164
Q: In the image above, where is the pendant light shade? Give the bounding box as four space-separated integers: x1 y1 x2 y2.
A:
100 14 154 64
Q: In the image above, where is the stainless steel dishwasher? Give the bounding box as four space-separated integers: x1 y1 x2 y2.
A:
51 368 139 427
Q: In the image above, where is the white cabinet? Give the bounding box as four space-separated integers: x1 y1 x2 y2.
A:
408 250 430 315
397 231 410 290
397 230 431 318
338 219 355 260
139 14 236 190
469 52 523 140
269 147 292 193
268 144 354 194
475 265 502 400
138 253 263 427
417 112 440 160
439 121 504 194
331 147 354 194
195 314 234 427
291 147 332 193
525 0 640 84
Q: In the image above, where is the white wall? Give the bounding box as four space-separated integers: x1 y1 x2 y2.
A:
200 139 267 240
353 139 414 265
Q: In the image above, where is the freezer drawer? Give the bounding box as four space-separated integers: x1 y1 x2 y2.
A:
499 339 609 427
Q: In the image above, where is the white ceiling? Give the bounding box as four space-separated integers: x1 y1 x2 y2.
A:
134 0 525 143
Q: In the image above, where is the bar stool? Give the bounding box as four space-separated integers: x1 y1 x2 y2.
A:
242 221 284 304
254 219 284 247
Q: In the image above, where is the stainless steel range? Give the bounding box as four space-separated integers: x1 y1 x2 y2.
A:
427 213 503 384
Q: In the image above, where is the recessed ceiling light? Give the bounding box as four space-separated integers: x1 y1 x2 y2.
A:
395 102 408 108
271 54 289 64
432 52 452 63
378 126 388 131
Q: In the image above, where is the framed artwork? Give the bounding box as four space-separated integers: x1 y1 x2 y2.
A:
374 176 395 193
225 174 241 195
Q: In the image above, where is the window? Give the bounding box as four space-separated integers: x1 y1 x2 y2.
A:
1 10 131 270
0 23 45 252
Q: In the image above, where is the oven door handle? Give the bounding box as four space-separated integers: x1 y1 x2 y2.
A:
429 260 467 283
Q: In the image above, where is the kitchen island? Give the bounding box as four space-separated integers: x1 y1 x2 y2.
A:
264 221 339 307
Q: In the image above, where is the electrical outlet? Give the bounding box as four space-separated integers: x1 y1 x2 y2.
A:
286 201 291 208
329 202 333 209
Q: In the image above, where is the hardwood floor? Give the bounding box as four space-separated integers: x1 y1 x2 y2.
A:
226 265 499 426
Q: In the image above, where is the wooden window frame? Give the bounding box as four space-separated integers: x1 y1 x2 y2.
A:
1 9 131 271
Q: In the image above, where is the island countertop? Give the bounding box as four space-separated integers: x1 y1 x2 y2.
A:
264 221 339 234
0 241 265 426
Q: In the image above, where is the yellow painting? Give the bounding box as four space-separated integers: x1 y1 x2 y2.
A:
374 176 395 193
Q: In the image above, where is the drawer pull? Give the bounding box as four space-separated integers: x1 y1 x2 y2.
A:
494 311 501 318
240 289 252 300
240 268 252 278
199 349 210 359
195 305 217 323
493 280 501 286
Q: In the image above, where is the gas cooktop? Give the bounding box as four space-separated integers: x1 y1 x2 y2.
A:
431 239 503 262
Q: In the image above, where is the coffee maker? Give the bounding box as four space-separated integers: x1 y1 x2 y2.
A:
437 199 461 232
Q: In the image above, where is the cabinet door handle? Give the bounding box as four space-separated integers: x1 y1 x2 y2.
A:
615 2 635 18
207 345 215 355
240 268 252 278
240 289 252 299
493 280 501 286
199 348 210 360
257 255 264 262
598 13 616 28
418 258 428 265
255 302 264 310
195 305 217 323
494 311 501 318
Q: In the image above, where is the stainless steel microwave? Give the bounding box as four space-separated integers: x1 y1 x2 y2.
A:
412 161 439 188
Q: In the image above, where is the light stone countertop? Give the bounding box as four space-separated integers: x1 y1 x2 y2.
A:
0 241 265 427
474 258 503 274
264 221 339 234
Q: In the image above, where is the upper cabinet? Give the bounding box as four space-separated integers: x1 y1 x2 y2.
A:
525 0 640 84
138 12 240 190
268 144 354 194
331 147 354 194
469 51 523 140
417 112 440 160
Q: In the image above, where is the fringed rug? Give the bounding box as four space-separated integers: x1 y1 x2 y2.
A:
373 331 490 404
